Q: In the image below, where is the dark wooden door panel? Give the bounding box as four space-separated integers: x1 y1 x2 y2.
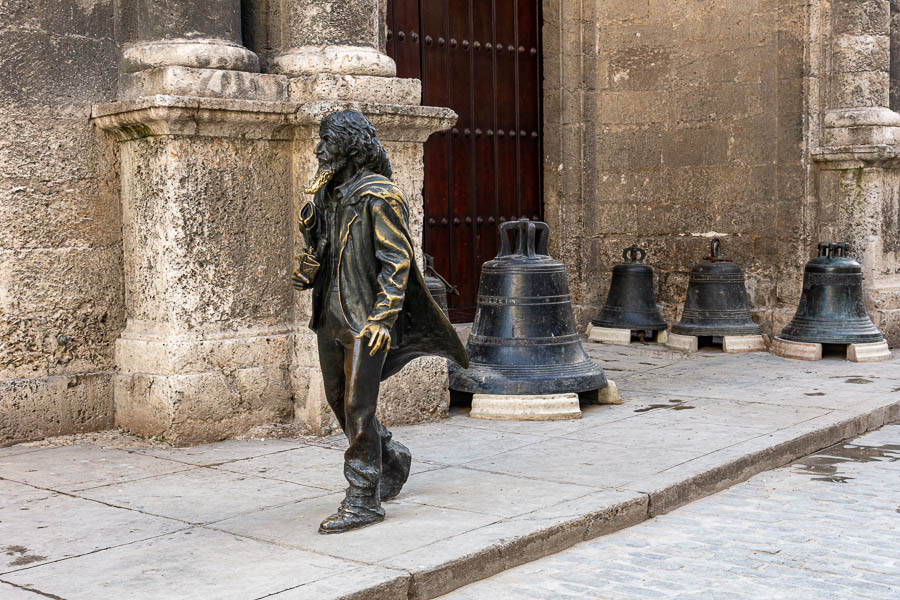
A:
387 0 543 322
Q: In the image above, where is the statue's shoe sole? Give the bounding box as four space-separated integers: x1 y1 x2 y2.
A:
318 513 385 535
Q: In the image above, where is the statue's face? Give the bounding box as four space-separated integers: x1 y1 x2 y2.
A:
315 125 346 172
305 123 348 195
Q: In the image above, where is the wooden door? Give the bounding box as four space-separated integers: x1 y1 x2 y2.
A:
386 0 543 322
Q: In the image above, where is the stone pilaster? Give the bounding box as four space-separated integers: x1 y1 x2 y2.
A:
273 0 396 77
92 97 296 444
813 0 900 345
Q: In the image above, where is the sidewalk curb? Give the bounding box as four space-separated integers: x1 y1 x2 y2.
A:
386 401 899 600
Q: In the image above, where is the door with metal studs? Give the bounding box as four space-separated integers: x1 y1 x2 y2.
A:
386 0 544 322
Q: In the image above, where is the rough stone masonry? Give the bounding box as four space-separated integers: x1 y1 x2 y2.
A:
2 0 900 444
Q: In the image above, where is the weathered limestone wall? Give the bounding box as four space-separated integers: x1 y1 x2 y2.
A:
0 1 124 443
544 0 810 335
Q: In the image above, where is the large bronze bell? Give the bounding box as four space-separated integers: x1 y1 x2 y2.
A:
780 243 883 344
449 219 607 396
591 245 667 337
671 238 762 337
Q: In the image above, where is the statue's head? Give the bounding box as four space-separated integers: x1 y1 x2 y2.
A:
305 110 392 195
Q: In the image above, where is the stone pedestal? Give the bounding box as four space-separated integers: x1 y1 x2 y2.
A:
666 333 767 354
470 393 582 421
771 337 823 361
273 0 396 77
771 337 891 363
92 98 296 444
847 340 892 362
587 326 667 346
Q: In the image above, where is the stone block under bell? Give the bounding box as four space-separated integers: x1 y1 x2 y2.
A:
772 242 891 362
449 219 608 399
588 246 668 346
666 238 766 352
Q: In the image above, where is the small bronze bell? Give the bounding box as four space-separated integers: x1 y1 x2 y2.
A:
591 245 667 338
449 219 607 396
780 243 883 344
671 238 762 338
423 254 452 318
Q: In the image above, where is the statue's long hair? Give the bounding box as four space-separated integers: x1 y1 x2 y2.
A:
321 110 393 179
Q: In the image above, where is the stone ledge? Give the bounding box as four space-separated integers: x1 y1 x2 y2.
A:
91 95 458 142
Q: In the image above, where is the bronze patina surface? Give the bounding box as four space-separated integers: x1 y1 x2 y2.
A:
292 109 468 534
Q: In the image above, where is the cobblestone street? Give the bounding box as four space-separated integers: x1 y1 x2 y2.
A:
440 425 900 599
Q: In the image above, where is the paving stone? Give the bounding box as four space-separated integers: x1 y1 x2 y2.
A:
563 417 768 453
0 581 47 599
209 491 498 564
262 564 409 599
0 493 184 573
77 466 329 524
133 438 308 466
215 444 355 491
0 446 50 459
2 528 359 600
438 425 900 599
0 479 51 510
468 437 696 488
398 466 600 518
392 422 545 465
0 445 192 492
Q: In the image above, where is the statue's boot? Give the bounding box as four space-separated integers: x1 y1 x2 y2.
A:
380 439 412 501
318 496 384 535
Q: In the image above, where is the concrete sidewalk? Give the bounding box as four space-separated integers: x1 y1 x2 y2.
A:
1 343 898 600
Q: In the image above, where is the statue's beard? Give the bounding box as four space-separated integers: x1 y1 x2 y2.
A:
304 163 337 195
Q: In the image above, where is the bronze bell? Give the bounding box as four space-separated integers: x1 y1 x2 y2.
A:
591 245 667 337
423 254 452 318
671 238 762 337
449 219 607 396
780 242 883 344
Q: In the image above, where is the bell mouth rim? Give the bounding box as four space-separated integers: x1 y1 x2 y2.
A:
448 361 607 396
778 334 884 344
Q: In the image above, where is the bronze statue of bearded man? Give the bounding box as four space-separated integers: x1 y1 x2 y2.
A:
292 109 468 534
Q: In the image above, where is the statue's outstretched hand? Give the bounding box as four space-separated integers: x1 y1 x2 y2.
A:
356 322 391 356
291 249 321 290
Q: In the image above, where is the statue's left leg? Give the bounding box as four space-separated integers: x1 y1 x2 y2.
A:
377 421 411 501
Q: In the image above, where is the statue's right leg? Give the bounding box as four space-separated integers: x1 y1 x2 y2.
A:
316 333 347 434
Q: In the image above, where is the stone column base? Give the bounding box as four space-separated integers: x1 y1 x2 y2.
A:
118 66 288 102
274 45 397 78
470 393 582 421
121 39 260 74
